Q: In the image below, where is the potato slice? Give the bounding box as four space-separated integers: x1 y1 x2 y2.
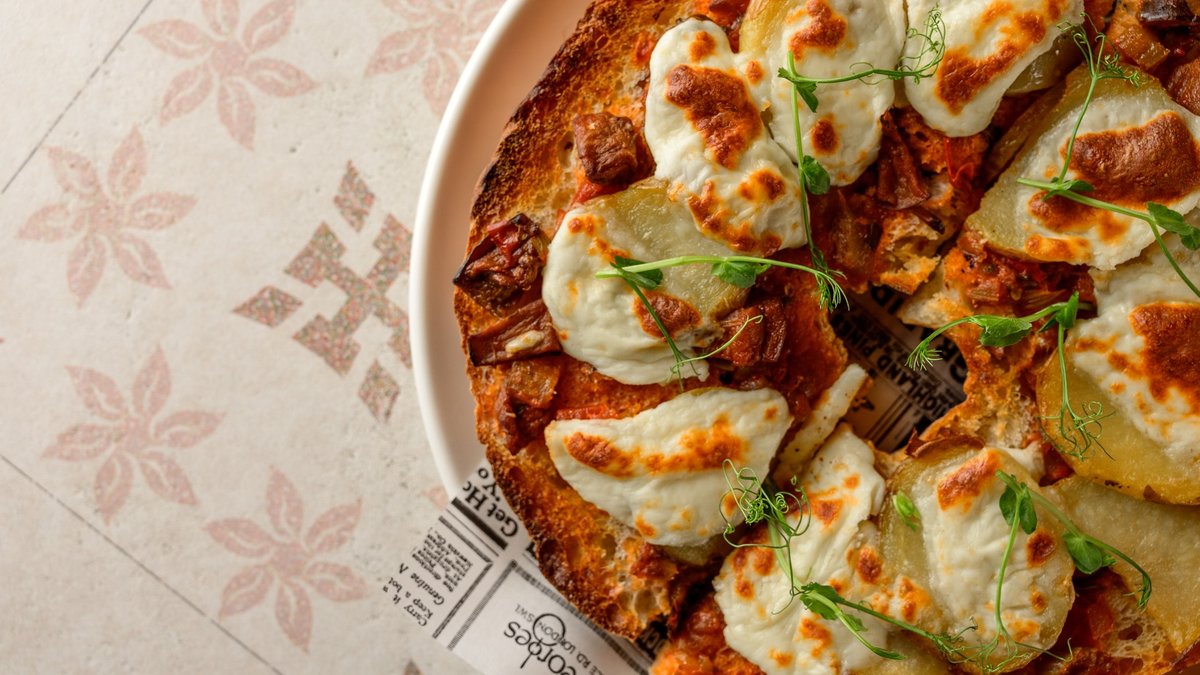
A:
739 0 785 57
1005 32 1081 95
1035 351 1200 504
880 441 1075 673
597 181 748 319
1049 476 1200 655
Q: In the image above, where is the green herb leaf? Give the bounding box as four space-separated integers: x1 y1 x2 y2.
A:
796 80 819 112
1018 496 1038 535
801 155 831 195
1042 178 1094 198
842 612 868 633
999 484 1018 526
1053 292 1080 330
797 584 904 660
1148 202 1200 251
799 584 838 620
712 259 767 288
864 643 905 661
612 256 663 290
783 51 844 312
998 473 1038 534
893 493 921 530
1064 532 1115 574
1184 227 1200 251
976 316 1033 348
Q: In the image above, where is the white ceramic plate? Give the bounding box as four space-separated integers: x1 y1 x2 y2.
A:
411 0 590 491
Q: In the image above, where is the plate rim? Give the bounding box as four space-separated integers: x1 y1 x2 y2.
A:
410 0 589 491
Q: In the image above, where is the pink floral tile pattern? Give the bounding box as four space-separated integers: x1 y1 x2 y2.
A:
233 286 303 327
334 163 374 232
140 0 317 149
365 0 504 113
43 347 222 523
234 162 413 422
207 468 368 652
18 128 196 307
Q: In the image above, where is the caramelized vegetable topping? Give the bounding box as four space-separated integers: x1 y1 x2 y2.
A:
466 298 561 366
572 112 651 187
454 213 546 313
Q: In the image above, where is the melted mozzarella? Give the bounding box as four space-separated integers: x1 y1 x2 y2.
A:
645 19 806 254
541 186 744 385
1070 243 1200 461
746 0 906 185
545 388 791 547
715 426 888 675
909 448 1072 648
904 0 1082 137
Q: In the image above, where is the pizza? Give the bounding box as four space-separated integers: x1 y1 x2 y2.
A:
450 0 1200 673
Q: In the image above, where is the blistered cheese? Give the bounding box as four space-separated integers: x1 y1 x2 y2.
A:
904 0 1081 137
545 388 792 547
715 426 889 675
1070 242 1200 462
645 19 806 255
743 0 906 185
908 448 1073 650
541 185 745 385
969 73 1200 269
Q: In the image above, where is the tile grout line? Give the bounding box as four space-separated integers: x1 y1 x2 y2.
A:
1 0 158 196
0 454 284 675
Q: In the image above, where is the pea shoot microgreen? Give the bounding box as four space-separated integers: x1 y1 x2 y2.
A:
784 50 844 311
672 314 763 381
721 460 812 607
892 492 921 530
1043 24 1145 194
1046 294 1111 460
965 473 1054 672
997 472 1152 609
601 254 843 297
777 8 946 114
800 582 983 663
906 293 1109 460
609 256 695 381
601 253 846 382
1014 24 1200 298
603 256 771 385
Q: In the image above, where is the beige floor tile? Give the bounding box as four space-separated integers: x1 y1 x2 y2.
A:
0 455 277 674
0 0 151 191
